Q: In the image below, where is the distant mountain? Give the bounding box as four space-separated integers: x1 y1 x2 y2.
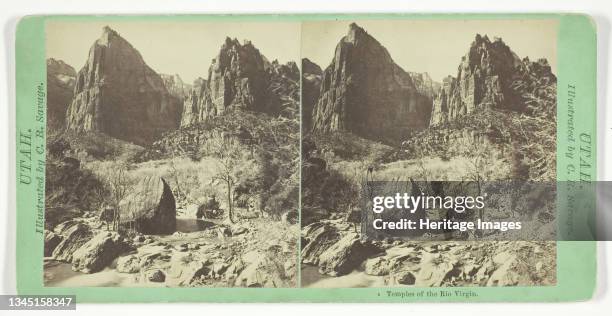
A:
181 37 299 127
65 26 182 146
160 73 191 101
408 71 440 100
311 23 433 143
47 58 76 131
430 34 556 126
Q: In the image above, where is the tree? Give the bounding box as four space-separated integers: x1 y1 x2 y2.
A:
210 137 256 224
105 163 134 231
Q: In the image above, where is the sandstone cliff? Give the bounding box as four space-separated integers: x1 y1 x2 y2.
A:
302 58 322 132
207 38 270 113
430 34 557 126
408 71 440 100
311 23 433 143
180 38 299 126
65 26 182 145
161 73 191 100
47 58 76 131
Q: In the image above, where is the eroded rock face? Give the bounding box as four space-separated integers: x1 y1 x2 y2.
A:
52 222 93 262
301 58 322 132
301 221 380 277
317 233 379 276
408 71 440 100
311 23 433 143
208 38 270 113
234 250 286 287
301 222 341 266
66 26 182 145
46 59 76 131
180 39 299 126
44 230 63 257
180 78 213 126
116 254 141 273
161 73 191 100
71 231 131 273
430 34 557 126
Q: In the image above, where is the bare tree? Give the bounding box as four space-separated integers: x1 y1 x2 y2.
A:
212 158 237 224
106 164 134 231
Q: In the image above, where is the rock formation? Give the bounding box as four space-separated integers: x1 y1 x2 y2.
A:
408 71 440 100
430 34 557 126
65 26 182 145
181 77 213 126
311 23 433 143
51 222 93 262
161 73 191 100
301 58 322 132
268 60 300 119
119 177 176 235
71 231 131 273
208 38 270 113
180 38 299 126
46 58 76 131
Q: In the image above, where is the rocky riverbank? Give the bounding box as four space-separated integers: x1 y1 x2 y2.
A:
45 215 298 288
301 220 556 287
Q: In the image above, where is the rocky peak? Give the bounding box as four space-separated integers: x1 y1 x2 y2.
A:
207 37 271 113
311 23 432 143
47 58 76 78
182 38 299 126
269 59 300 82
65 27 182 145
302 58 322 76
409 71 440 100
430 34 556 126
161 73 191 100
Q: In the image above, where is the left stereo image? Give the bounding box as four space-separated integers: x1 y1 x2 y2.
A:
43 20 301 288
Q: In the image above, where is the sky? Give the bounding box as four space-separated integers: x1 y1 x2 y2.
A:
47 19 558 84
46 21 302 83
302 19 558 82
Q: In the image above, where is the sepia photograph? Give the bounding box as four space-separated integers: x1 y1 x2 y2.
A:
300 19 559 288
43 20 301 288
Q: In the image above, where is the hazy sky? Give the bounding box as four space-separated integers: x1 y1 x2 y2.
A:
47 19 557 84
302 19 558 82
46 21 302 83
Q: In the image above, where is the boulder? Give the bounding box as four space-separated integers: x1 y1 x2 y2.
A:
44 230 63 257
364 257 389 276
51 222 93 262
300 222 341 265
119 177 176 235
71 232 131 273
317 233 379 276
486 251 520 286
414 252 457 287
234 251 287 288
230 226 248 236
166 253 210 286
116 254 141 273
148 270 166 282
